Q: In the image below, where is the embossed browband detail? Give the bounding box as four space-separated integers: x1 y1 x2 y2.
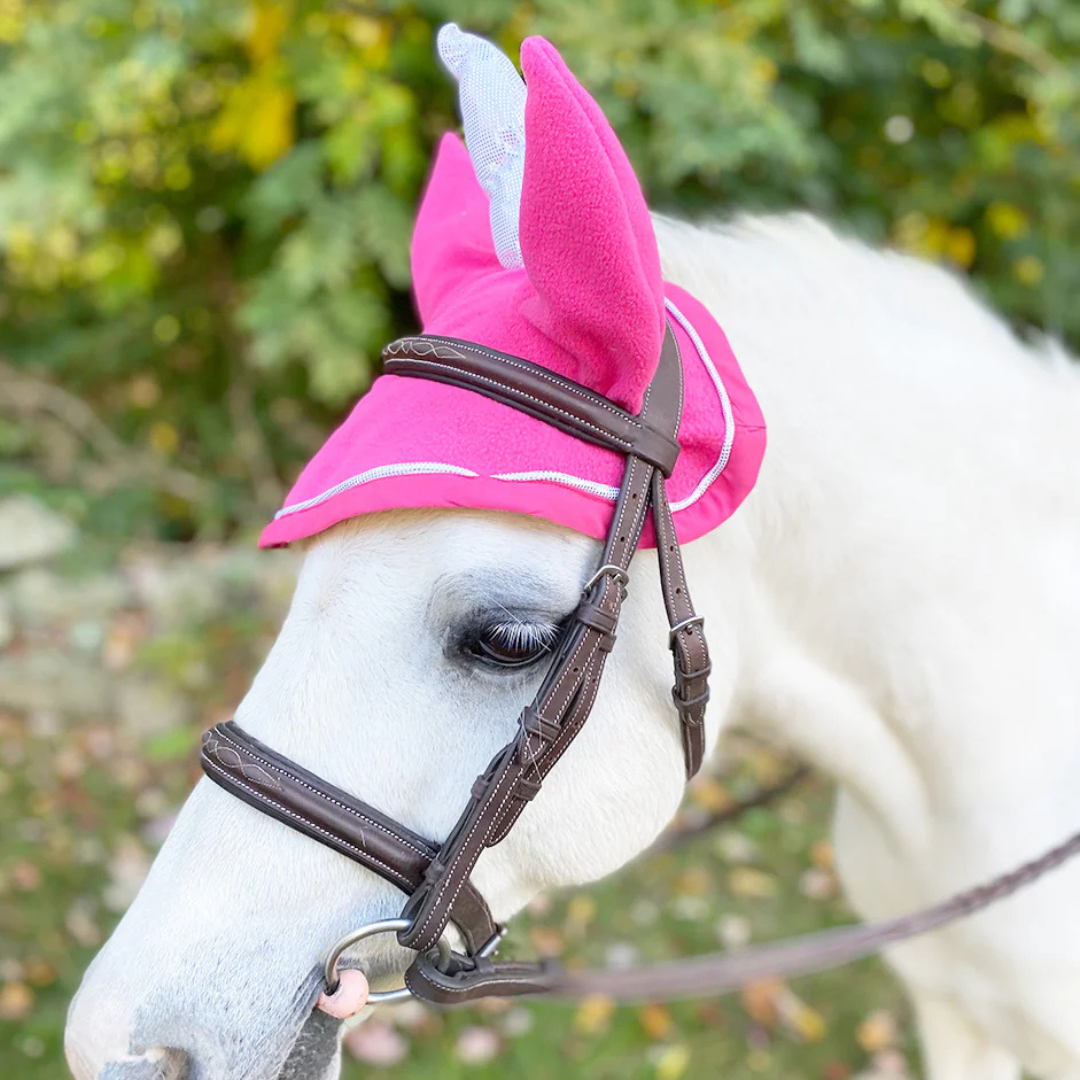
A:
383 334 683 477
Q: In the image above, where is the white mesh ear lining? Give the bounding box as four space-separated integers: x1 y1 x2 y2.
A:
437 23 526 270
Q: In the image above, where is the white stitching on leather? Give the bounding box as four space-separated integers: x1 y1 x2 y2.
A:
386 356 636 450
416 336 637 424
213 727 431 861
412 753 518 948
202 756 415 892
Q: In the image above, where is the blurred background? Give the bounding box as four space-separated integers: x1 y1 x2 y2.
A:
0 1 1076 1077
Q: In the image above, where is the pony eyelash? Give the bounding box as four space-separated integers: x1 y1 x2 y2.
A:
485 619 559 654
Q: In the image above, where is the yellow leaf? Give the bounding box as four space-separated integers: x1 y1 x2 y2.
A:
6 222 34 259
856 1010 898 1053
638 1003 673 1040
674 866 712 896
1014 254 1045 287
0 982 33 1021
565 894 596 935
810 839 834 870
245 82 295 169
689 776 734 813
787 999 827 1043
210 77 296 170
923 217 952 257
945 227 976 269
573 994 615 1035
25 959 56 988
653 1044 691 1080
345 14 390 59
728 866 777 899
128 375 161 409
741 978 782 1026
0 0 25 44
149 421 179 456
987 201 1027 240
247 0 290 65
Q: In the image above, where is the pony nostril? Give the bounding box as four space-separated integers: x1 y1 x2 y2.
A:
99 1049 192 1080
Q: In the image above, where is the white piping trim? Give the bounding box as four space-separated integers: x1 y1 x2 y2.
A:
273 302 735 520
662 297 736 512
491 470 621 500
273 462 478 520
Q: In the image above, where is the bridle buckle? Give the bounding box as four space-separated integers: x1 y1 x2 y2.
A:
581 563 630 595
668 614 705 647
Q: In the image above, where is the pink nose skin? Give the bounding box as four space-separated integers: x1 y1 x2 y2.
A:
316 969 370 1019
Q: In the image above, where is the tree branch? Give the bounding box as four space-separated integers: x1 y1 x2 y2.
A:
0 361 212 503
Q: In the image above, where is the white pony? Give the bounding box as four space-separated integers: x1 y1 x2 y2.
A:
67 29 1080 1080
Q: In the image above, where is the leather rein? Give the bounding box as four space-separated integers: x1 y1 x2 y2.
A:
201 326 1080 1007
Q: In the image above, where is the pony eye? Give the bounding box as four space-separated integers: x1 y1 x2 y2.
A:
469 620 558 669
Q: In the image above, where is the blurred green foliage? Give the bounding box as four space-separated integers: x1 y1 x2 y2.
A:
0 0 1077 539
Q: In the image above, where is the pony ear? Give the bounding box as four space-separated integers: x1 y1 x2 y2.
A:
518 37 665 413
411 132 503 325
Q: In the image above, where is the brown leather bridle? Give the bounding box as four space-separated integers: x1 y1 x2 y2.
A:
203 325 709 1000
201 325 1080 1007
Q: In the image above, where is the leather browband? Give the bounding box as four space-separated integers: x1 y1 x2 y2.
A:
382 335 683 477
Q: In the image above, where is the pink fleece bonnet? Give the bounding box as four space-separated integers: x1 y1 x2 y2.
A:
259 29 765 549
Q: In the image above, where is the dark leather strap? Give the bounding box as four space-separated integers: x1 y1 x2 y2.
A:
396 328 692 954
200 721 499 955
405 951 557 1004
383 335 682 477
651 472 709 777
201 323 716 989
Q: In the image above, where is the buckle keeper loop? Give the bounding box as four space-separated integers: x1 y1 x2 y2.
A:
513 776 542 802
574 599 619 653
522 707 561 743
672 684 711 713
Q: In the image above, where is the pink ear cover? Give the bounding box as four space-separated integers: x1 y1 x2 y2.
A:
516 37 665 413
259 39 765 550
